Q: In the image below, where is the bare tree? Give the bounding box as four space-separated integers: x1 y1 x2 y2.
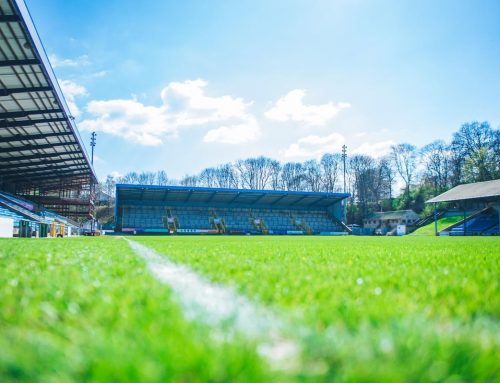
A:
180 175 199 186
281 162 304 191
234 156 277 189
420 140 451 193
390 143 418 205
156 170 169 186
214 163 238 188
199 167 217 187
379 156 396 201
104 175 116 206
320 153 341 192
269 160 282 190
349 155 375 217
303 160 322 191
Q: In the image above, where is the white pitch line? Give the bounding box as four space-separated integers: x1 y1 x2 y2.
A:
126 239 302 371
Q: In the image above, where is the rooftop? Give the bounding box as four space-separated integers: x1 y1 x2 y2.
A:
116 184 349 209
0 0 96 190
365 210 418 220
427 179 500 203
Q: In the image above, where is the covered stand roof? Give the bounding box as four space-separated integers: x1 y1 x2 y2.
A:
0 0 96 190
427 179 500 203
365 210 418 221
116 184 350 209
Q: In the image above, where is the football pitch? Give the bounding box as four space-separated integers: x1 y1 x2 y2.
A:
1 236 499 382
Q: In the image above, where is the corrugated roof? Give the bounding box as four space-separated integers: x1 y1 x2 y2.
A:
426 179 500 203
365 210 417 220
116 184 350 209
0 0 96 189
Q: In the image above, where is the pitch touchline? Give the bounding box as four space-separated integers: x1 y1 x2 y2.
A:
125 239 301 372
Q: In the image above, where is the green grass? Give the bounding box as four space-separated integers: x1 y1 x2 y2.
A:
1 236 499 382
412 216 464 235
0 238 275 383
136 236 500 382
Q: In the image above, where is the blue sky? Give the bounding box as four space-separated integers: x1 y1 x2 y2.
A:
27 0 500 180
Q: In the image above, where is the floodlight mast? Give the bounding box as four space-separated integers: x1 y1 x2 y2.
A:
342 144 347 224
90 132 97 233
90 132 97 165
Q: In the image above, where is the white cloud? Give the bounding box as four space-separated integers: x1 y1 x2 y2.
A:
80 99 170 146
80 79 259 146
110 171 123 180
49 54 90 68
352 140 395 158
203 116 259 144
265 89 350 126
59 79 88 117
281 132 345 159
87 70 109 78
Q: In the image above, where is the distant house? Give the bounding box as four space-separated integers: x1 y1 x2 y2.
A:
363 210 420 235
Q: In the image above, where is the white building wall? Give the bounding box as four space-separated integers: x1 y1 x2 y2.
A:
0 217 14 238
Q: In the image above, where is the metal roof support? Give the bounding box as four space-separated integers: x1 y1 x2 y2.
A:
252 192 269 205
206 191 218 203
0 158 87 170
227 192 241 204
0 132 73 144
291 194 311 206
0 150 83 162
1 165 89 177
0 142 77 154
0 86 52 96
434 203 438 236
0 58 39 67
0 117 67 127
0 109 62 119
162 190 170 201
307 196 331 208
183 189 194 202
0 15 21 22
5 170 90 182
269 194 288 205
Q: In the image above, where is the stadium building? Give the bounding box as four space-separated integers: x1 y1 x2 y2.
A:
427 179 500 236
115 184 350 235
0 0 97 237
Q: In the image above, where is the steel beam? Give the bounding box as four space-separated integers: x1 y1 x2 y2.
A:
292 195 311 206
0 150 83 162
0 109 62 119
0 164 89 177
0 59 39 67
0 141 77 154
270 194 288 205
0 132 73 144
0 157 86 170
0 86 52 96
4 170 90 182
0 15 21 22
0 117 67 127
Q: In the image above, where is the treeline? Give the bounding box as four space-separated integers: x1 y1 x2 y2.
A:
100 121 499 223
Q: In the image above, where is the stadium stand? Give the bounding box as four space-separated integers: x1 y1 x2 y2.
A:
446 207 499 236
115 185 350 235
0 190 79 237
0 0 97 236
427 179 500 236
